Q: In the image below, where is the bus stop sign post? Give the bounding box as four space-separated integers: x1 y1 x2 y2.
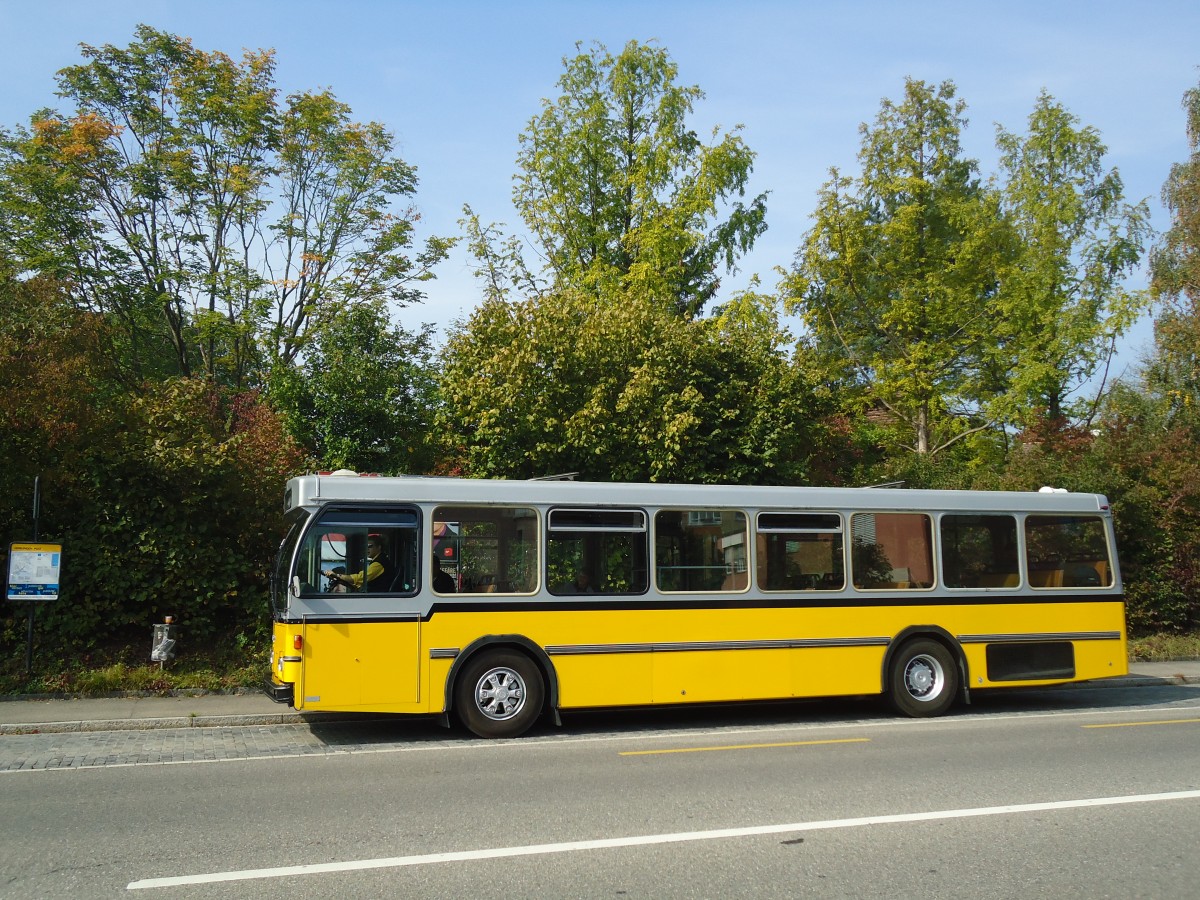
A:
5 476 63 675
6 541 62 675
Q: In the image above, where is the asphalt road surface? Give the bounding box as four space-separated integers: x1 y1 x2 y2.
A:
2 681 1198 899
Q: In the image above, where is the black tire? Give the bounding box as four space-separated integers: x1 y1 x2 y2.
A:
454 649 545 738
888 638 959 718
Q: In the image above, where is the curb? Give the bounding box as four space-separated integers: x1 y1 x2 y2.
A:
0 713 304 736
0 688 265 703
1082 674 1200 688
1125 674 1200 686
0 710 391 736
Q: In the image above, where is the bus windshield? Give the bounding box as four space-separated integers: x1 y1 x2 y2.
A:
271 509 309 614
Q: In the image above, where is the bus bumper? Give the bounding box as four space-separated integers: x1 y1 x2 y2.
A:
264 677 294 705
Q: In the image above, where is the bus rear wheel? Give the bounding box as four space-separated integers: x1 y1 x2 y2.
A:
888 638 958 717
455 649 545 738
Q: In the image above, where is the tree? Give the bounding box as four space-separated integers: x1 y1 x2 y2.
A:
269 302 439 474
0 268 120 527
993 91 1151 425
983 79 1200 634
469 40 767 317
786 79 1014 456
1095 73 1200 633
0 25 450 387
1149 74 1200 423
268 90 454 369
438 287 827 484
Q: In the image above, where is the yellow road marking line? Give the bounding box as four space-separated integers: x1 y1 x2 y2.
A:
1083 718 1200 729
619 738 870 756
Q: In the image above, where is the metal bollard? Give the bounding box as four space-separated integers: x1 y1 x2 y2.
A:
151 616 176 668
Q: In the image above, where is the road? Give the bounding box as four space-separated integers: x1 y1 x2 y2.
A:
1 682 1198 898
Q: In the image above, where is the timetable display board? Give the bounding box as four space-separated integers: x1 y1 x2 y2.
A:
6 542 62 602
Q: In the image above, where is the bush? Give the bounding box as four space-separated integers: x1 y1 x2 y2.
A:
1 371 304 666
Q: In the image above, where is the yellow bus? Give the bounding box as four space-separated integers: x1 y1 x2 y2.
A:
266 472 1127 738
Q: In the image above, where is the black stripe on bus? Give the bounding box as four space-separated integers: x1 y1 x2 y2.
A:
958 631 1122 643
544 637 893 656
416 593 1124 619
276 593 1124 625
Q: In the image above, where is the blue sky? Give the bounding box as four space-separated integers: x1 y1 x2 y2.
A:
2 1 1197 377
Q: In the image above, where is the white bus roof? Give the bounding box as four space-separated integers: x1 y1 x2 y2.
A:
285 473 1111 515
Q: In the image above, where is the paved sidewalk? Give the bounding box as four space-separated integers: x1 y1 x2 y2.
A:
1 661 1197 736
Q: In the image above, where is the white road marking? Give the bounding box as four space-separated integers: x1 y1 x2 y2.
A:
127 789 1200 890
1083 717 1200 729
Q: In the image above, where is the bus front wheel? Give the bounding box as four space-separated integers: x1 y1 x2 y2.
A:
888 638 958 717
455 649 545 738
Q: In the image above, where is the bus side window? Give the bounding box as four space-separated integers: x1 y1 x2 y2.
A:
433 506 539 595
940 514 1019 589
655 509 748 593
755 512 845 592
851 512 934 590
1025 515 1113 589
547 508 648 595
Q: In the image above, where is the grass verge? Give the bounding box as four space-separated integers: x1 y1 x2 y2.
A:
1128 632 1200 662
0 640 268 696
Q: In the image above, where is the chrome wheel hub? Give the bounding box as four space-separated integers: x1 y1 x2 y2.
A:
476 667 526 721
904 655 944 701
